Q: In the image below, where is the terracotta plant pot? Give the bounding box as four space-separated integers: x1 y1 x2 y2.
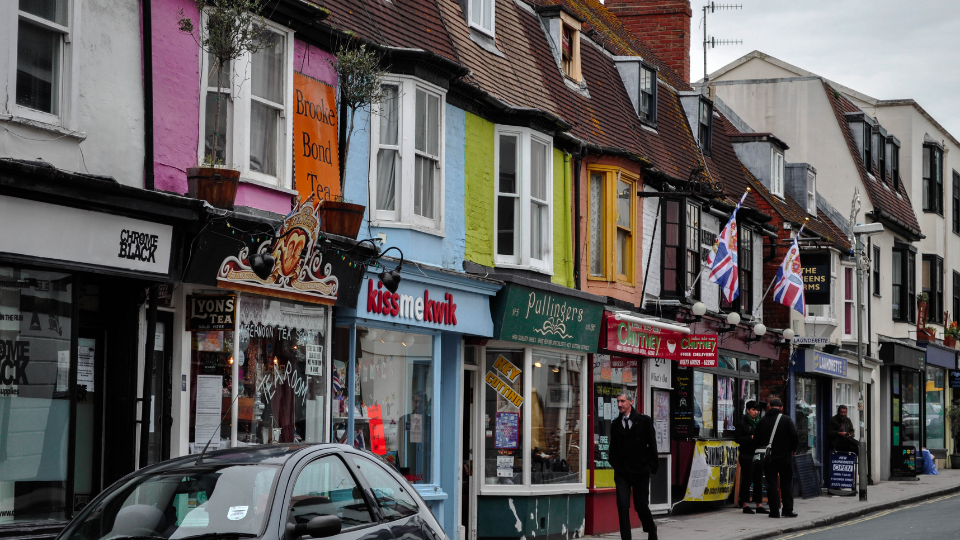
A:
187 167 240 210
946 336 957 348
917 328 936 342
318 200 365 239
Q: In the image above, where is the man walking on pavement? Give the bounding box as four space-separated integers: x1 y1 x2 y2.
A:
735 400 768 514
754 398 799 519
609 391 659 540
828 405 859 454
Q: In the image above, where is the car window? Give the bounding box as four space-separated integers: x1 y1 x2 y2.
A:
353 457 419 520
290 455 373 532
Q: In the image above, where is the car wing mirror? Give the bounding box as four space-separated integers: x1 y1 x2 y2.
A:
286 515 342 539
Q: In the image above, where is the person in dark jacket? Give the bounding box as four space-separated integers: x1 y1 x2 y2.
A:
735 400 767 514
609 390 658 540
827 405 859 454
753 398 799 518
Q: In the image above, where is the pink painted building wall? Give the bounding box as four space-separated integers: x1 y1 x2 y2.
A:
149 0 337 214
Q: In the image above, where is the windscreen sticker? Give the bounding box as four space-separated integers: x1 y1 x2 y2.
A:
227 506 249 520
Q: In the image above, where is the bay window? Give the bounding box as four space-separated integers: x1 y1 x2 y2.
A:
495 126 553 272
197 21 294 186
370 77 446 232
587 167 637 282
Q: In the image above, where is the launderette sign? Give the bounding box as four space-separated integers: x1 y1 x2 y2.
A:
798 350 848 378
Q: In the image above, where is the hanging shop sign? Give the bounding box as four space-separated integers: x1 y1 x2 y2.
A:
0 195 174 276
491 284 603 352
683 440 739 502
187 295 237 331
601 313 718 366
802 252 831 305
796 349 848 378
293 73 340 203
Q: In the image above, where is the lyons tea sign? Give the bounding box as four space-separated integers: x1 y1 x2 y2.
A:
601 312 718 367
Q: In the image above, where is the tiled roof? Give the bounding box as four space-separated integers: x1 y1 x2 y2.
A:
822 81 922 238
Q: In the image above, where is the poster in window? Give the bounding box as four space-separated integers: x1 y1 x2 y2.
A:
293 73 340 203
653 389 670 453
495 412 519 449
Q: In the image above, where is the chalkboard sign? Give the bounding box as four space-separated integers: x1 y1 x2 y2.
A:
792 453 821 499
891 445 918 479
672 366 694 439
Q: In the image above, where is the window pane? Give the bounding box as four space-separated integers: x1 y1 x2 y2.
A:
531 351 582 484
531 140 548 201
531 201 546 261
499 135 518 194
207 52 231 89
376 149 398 211
353 458 420 519
19 0 68 25
591 355 638 487
693 371 714 438
353 329 433 484
470 0 482 26
485 349 525 484
414 156 435 219
892 250 902 318
252 31 284 104
204 91 229 165
481 0 493 29
291 457 373 530
16 21 60 114
616 179 631 228
380 86 400 145
616 229 628 276
925 366 945 449
497 196 517 256
589 173 603 276
427 93 440 156
250 100 279 175
796 377 818 463
717 376 734 438
415 90 426 152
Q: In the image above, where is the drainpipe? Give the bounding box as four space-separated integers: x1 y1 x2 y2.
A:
573 146 586 289
142 0 155 191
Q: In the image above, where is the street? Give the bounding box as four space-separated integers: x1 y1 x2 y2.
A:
771 493 960 540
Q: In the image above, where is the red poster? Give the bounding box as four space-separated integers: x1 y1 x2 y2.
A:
368 404 386 455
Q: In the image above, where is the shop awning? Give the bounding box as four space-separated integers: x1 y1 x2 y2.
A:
878 336 926 370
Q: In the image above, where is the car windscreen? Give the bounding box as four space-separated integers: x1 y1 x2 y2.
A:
61 465 280 540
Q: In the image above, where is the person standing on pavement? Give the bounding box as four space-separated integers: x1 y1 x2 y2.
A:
735 401 767 514
753 398 799 519
828 405 859 454
609 391 659 540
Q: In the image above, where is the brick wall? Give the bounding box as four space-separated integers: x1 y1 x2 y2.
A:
605 0 692 85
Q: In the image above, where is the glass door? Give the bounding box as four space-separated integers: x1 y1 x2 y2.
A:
146 312 174 466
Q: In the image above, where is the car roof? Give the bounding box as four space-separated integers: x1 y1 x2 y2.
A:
137 443 355 475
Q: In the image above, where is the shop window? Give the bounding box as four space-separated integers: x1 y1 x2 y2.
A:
716 376 735 438
925 366 946 449
796 377 818 463
693 371 714 438
834 381 859 440
922 255 943 324
591 355 639 488
899 369 921 448
587 167 637 282
290 456 373 529
530 350 582 484
339 327 434 484
484 348 525 485
0 267 73 523
190 328 235 451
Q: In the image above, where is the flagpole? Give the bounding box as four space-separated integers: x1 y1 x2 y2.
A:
755 220 808 318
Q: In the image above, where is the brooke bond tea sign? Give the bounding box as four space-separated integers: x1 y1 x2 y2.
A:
293 73 340 204
602 312 718 366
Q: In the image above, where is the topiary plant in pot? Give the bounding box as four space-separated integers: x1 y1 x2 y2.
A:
946 403 960 468
178 0 269 210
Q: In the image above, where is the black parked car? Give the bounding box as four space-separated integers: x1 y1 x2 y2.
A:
58 444 446 540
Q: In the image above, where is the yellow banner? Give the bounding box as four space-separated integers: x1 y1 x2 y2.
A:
683 440 739 502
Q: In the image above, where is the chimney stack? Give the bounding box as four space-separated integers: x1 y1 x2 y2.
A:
605 0 692 85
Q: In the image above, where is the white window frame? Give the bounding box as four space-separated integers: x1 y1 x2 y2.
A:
493 125 554 274
368 75 446 235
770 148 784 198
2 0 81 129
806 170 816 214
196 15 295 189
477 343 588 496
467 0 495 37
843 265 856 339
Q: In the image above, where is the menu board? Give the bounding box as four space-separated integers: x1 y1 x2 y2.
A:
672 367 694 439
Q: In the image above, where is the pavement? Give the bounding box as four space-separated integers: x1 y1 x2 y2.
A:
585 470 960 540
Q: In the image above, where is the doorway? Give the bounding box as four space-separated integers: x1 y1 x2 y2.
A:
145 311 174 465
461 352 479 540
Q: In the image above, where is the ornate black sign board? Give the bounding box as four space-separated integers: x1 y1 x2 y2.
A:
803 252 831 305
187 294 237 331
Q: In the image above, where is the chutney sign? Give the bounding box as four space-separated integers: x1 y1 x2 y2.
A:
293 73 340 204
601 313 718 366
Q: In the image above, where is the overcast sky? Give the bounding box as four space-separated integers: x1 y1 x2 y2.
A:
690 0 960 136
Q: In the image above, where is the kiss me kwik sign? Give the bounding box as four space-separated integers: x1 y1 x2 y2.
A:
602 313 718 367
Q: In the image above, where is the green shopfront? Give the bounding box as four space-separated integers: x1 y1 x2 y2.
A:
471 280 603 540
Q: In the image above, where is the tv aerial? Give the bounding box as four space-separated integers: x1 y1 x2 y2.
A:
701 2 743 82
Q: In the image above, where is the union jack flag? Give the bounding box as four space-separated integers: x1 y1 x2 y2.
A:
332 366 342 397
774 225 807 315
354 429 366 450
708 191 748 303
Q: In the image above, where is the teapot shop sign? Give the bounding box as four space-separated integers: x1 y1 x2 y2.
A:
601 312 718 367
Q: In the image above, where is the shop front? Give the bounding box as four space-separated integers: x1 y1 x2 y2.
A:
0 160 204 530
878 337 926 480
335 264 500 538
919 342 956 465
470 279 603 540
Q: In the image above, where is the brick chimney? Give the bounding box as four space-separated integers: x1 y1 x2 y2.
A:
605 0 692 85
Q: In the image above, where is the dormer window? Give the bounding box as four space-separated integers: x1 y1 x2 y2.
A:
770 149 784 197
560 16 581 82
639 64 657 123
698 100 712 155
862 123 872 168
614 58 658 125
806 170 816 214
879 137 887 183
468 0 494 36
891 144 900 191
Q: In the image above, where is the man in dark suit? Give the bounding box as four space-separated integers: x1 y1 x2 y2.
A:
753 398 799 519
609 391 658 540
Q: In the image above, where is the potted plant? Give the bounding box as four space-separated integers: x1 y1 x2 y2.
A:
178 0 269 210
945 324 960 348
318 43 388 238
947 404 960 469
918 325 937 342
917 292 930 330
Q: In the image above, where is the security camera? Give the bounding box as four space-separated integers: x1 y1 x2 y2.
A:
852 223 885 236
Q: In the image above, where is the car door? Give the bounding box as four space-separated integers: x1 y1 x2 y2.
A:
346 454 435 540
282 453 395 540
